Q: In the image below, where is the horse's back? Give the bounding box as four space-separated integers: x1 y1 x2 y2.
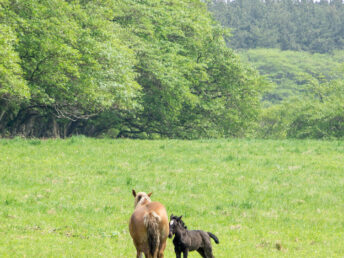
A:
129 201 169 243
146 202 168 222
131 201 167 219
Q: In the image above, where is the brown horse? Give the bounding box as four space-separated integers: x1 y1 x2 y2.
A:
129 190 169 258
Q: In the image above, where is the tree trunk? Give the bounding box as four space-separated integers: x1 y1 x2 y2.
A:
0 109 5 123
52 116 60 138
66 120 80 137
19 114 39 137
0 109 6 132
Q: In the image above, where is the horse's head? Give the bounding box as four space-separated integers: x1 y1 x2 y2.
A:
168 214 186 238
132 189 152 208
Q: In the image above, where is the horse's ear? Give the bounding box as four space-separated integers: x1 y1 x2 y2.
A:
148 192 153 197
178 215 182 220
132 189 136 197
170 214 174 219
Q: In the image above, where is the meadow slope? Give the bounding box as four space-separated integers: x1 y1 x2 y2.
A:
0 138 343 257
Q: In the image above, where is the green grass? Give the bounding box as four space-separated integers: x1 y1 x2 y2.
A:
1 137 343 257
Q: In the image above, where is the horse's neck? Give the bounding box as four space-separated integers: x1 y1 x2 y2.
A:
135 197 151 209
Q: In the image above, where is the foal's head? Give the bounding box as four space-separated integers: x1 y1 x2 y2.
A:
168 214 187 238
132 189 152 208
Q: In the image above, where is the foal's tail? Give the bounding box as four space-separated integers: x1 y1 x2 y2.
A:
207 232 219 244
144 211 161 256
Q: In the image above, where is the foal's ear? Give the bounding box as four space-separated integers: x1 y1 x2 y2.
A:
178 215 183 220
148 192 153 197
132 189 136 197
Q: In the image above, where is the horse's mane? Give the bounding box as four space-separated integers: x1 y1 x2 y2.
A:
135 195 151 208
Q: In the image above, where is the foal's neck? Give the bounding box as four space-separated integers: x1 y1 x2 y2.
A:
175 224 187 238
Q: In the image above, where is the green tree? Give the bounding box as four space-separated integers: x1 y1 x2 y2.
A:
110 0 266 138
209 0 344 53
2 0 140 137
0 1 29 132
258 76 344 139
1 0 267 138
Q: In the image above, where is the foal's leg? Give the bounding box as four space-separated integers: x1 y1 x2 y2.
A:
136 251 143 258
197 248 207 258
203 246 214 258
182 249 189 258
175 250 182 258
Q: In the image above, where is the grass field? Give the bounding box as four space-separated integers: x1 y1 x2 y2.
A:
0 137 343 257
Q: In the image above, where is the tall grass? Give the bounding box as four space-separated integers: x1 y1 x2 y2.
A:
0 137 343 257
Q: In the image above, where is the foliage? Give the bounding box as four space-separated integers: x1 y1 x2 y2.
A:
0 0 140 136
209 1 344 139
109 0 266 138
209 0 344 53
0 24 29 99
237 49 344 139
258 78 344 139
0 0 266 138
0 1 29 130
240 49 344 104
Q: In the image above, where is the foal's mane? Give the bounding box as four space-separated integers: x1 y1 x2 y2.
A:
173 217 187 229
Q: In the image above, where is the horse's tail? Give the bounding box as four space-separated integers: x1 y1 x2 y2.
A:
207 232 219 244
144 211 161 256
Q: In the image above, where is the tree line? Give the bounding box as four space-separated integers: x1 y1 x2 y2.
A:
209 0 344 139
0 0 266 139
2 0 343 139
209 0 344 53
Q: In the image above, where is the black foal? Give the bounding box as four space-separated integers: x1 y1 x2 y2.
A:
168 215 219 258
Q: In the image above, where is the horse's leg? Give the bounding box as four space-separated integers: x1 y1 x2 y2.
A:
175 250 182 258
158 240 166 258
182 249 189 258
136 251 143 258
